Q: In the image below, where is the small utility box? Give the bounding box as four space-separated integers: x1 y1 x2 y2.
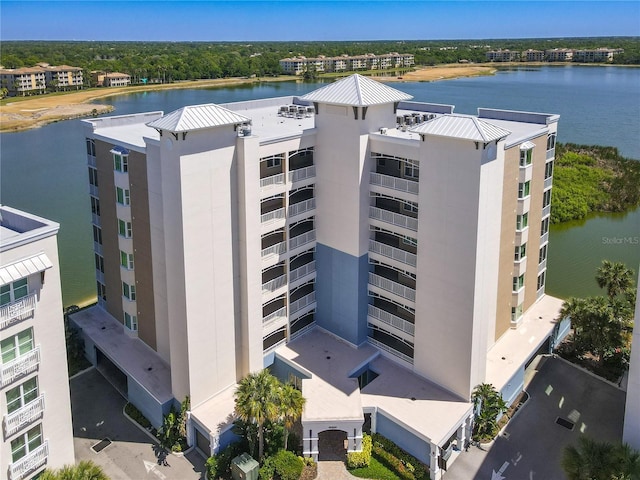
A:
231 452 259 480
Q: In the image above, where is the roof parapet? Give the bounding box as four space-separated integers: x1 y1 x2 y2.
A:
478 108 560 125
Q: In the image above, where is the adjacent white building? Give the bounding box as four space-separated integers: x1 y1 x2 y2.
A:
74 74 568 478
623 280 640 450
0 205 75 480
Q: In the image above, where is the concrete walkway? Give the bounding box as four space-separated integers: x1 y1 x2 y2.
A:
317 461 362 480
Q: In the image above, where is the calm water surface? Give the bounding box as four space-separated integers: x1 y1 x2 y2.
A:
1 66 638 306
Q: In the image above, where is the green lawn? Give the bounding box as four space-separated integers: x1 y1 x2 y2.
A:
349 456 401 480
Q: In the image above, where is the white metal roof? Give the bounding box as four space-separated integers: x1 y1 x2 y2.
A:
0 253 52 284
410 114 511 142
146 103 251 133
300 74 413 106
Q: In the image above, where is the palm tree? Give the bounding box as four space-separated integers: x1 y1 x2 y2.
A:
562 437 640 480
235 370 280 460
279 383 305 451
40 460 109 480
596 260 635 300
471 383 507 440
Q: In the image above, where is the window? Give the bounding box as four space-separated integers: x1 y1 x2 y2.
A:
537 271 546 290
539 244 548 263
86 138 96 156
11 424 42 462
90 196 100 216
6 377 38 414
124 312 138 331
547 133 557 151
512 275 525 292
542 189 552 208
516 212 529 231
118 219 132 238
518 181 531 199
92 225 102 244
545 161 554 179
96 282 106 301
88 167 99 187
94 254 104 273
1 328 34 364
262 154 284 168
511 304 523 322
116 187 130 206
120 251 134 270
113 153 128 173
122 282 136 301
404 159 419 179
519 148 533 167
402 201 418 214
514 243 527 261
1 278 28 306
541 217 550 236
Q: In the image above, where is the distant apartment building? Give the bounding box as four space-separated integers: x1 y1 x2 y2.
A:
0 206 75 479
573 48 623 63
91 71 131 87
485 49 520 62
544 48 574 62
0 64 83 96
523 49 545 62
75 74 568 479
280 53 415 75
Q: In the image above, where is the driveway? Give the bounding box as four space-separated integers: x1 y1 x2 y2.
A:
70 368 205 480
445 356 626 480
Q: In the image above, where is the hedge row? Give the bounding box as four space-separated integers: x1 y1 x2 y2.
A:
259 450 304 480
347 434 372 468
372 434 429 480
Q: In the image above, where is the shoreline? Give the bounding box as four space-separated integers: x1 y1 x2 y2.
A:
0 65 496 132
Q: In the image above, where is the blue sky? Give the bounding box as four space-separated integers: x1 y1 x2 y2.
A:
2 1 639 41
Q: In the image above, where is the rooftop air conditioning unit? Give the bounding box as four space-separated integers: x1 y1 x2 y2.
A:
380 127 388 135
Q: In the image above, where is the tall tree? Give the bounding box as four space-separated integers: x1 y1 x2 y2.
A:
562 437 640 480
279 383 305 451
40 460 109 480
235 370 280 460
471 383 507 440
596 260 635 300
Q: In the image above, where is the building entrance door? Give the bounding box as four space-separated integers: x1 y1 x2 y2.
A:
318 430 347 461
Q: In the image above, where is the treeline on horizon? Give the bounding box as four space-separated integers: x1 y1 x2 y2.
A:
1 37 638 83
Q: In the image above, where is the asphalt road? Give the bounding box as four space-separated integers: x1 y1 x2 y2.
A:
70 368 205 480
445 356 626 480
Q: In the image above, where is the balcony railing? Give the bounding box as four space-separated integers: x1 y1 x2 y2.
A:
290 166 315 183
538 258 547 274
368 272 416 302
261 241 286 259
9 441 48 480
369 240 417 268
263 306 287 326
0 347 40 386
260 173 285 189
1 293 37 330
91 213 101 226
540 231 549 245
4 394 45 437
93 241 103 256
544 176 553 189
262 274 287 294
261 207 286 224
288 198 316 217
370 172 419 195
537 286 545 300
546 148 555 160
87 155 96 167
369 206 418 232
542 204 551 218
290 292 316 315
367 338 413 365
290 261 316 284
289 230 316 250
89 184 99 197
368 305 415 336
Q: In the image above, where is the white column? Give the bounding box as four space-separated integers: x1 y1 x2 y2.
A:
210 432 220 455
457 422 466 451
430 442 442 480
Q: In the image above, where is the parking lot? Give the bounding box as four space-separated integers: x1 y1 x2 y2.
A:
445 356 626 480
70 368 205 480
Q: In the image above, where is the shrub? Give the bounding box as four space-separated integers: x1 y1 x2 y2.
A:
260 450 304 480
205 456 218 480
259 456 276 480
347 434 372 469
372 434 429 480
124 402 152 430
373 445 415 480
214 442 246 479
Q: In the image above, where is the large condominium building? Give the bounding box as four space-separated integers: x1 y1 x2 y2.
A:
280 53 415 75
624 280 640 450
74 74 569 478
0 64 83 96
0 206 75 480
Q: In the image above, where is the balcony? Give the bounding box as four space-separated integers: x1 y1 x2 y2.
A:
368 272 416 303
546 148 555 160
290 165 315 184
9 441 48 480
542 204 551 218
540 231 549 246
288 198 316 218
261 241 286 259
368 305 415 336
260 173 285 190
261 207 285 225
3 394 45 437
261 196 286 225
368 337 413 365
544 176 553 189
289 228 316 251
538 258 547 274
290 261 316 284
369 207 418 232
262 274 287 294
1 293 36 330
263 306 287 327
290 291 316 316
370 172 418 195
369 239 417 268
1 347 40 386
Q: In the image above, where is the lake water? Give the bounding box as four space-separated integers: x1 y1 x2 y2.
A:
1 66 638 306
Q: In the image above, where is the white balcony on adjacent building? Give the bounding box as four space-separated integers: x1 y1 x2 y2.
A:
542 204 551 218
368 305 415 336
537 286 545 300
290 165 315 184
370 172 419 195
369 206 418 232
261 207 286 224
263 306 287 327
289 229 316 250
89 184 99 197
9 441 48 480
544 176 553 189
540 231 549 245
367 337 413 365
260 173 286 190
538 258 547 274
288 198 316 219
516 197 530 216
369 240 417 268
91 213 101 226
0 293 36 330
368 272 416 302
0 347 40 386
290 291 316 317
261 241 286 259
3 394 45 437
290 261 316 284
546 148 555 160
262 274 287 294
